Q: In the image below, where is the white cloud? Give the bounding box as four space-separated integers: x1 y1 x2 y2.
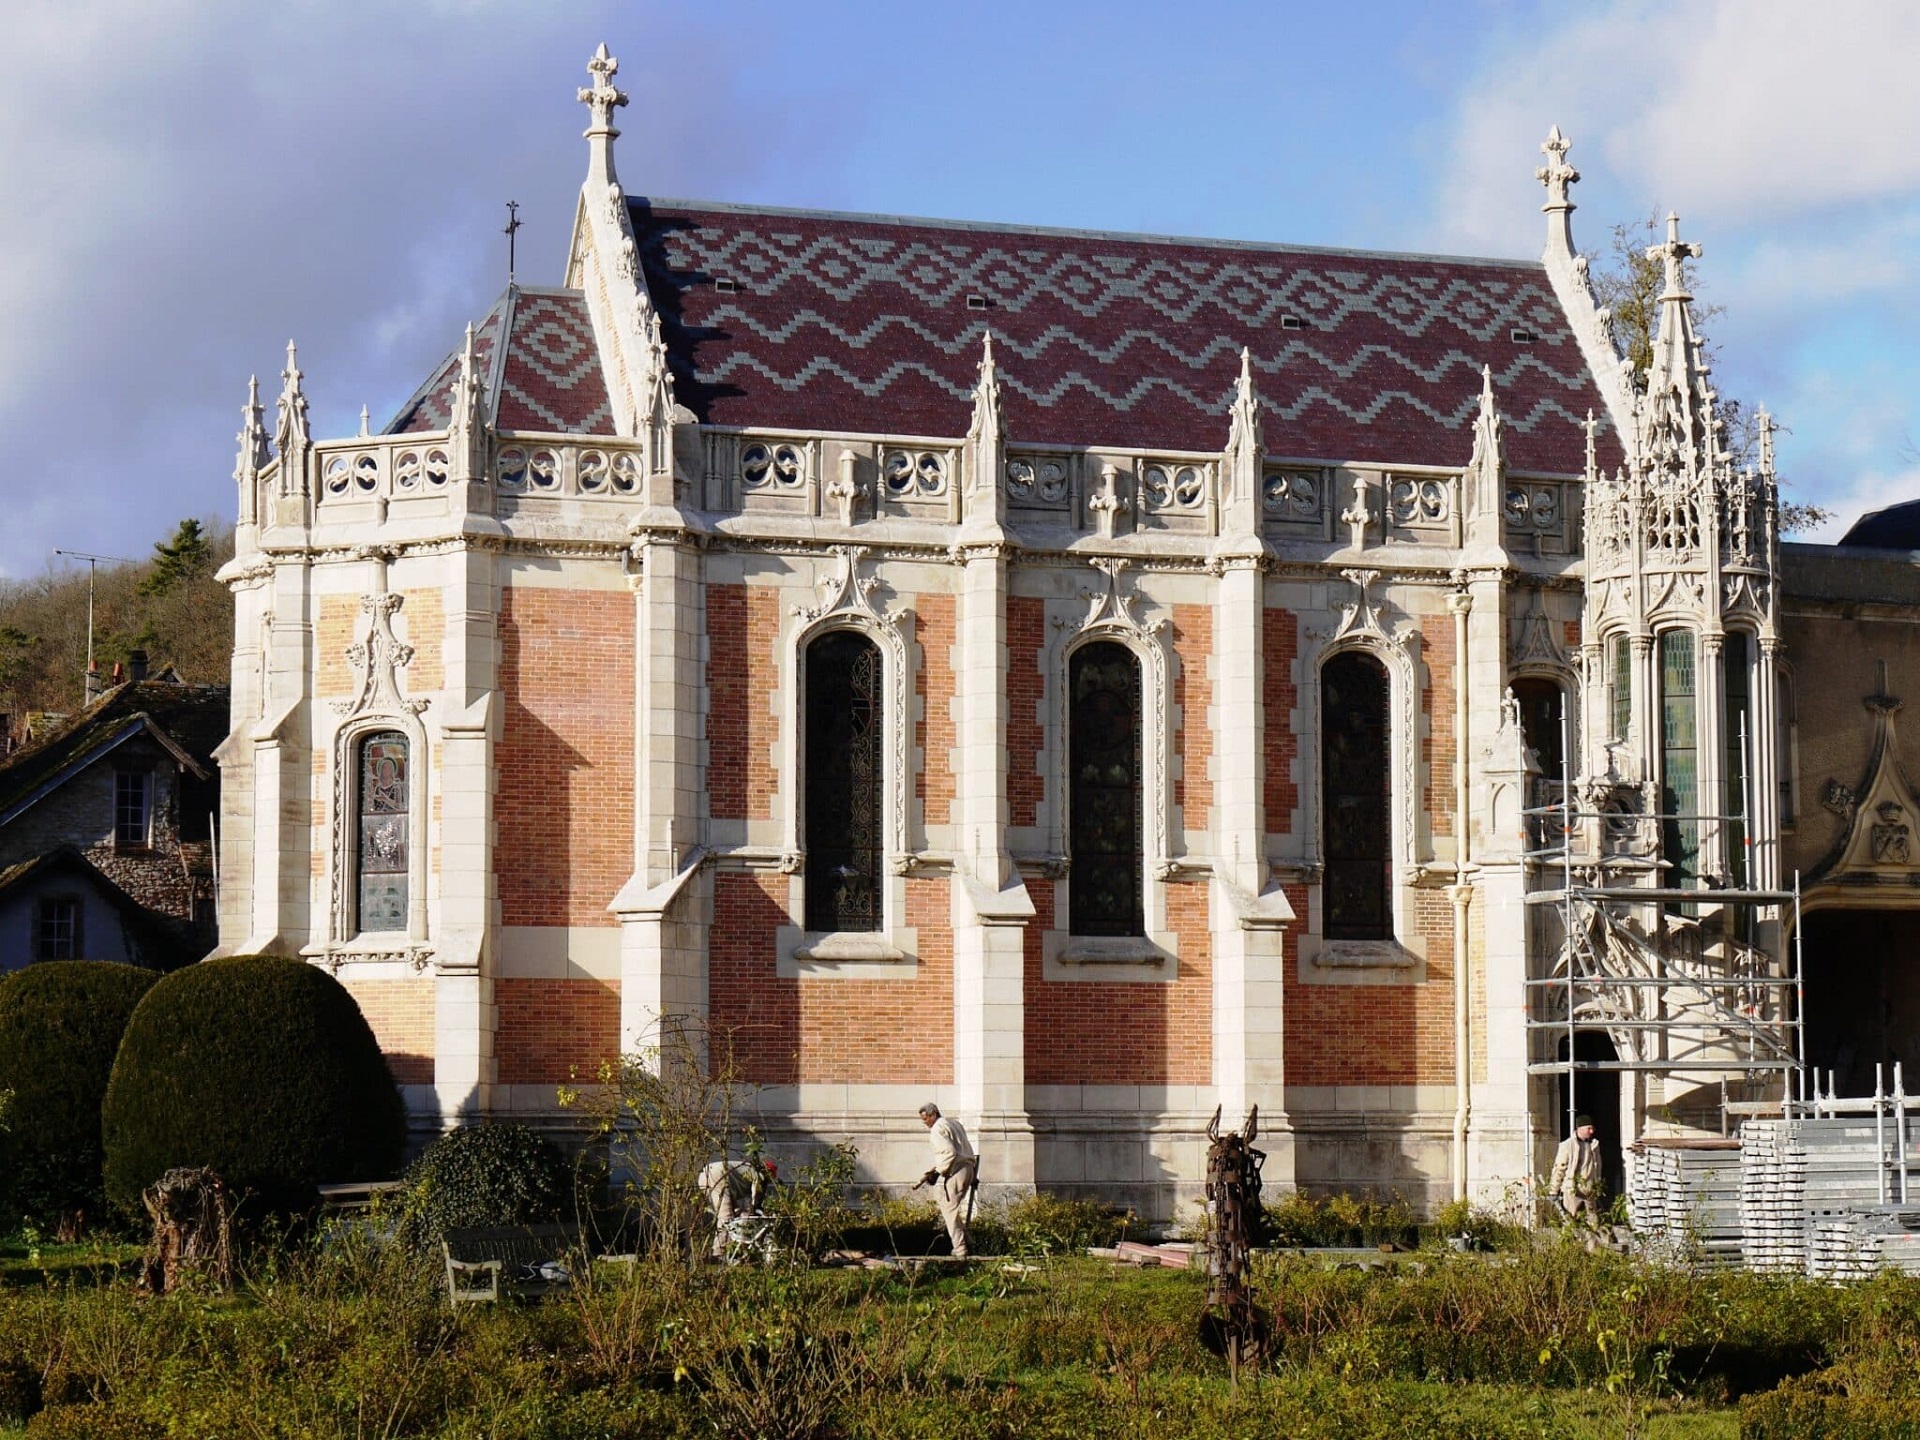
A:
0 0 850 580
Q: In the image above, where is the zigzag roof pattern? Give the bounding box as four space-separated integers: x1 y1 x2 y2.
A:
386 288 612 437
633 199 1615 474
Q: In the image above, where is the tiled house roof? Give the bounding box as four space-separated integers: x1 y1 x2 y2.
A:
386 288 612 437
631 200 1616 474
0 681 227 825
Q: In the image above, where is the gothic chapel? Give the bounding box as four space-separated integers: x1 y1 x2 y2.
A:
217 47 1917 1216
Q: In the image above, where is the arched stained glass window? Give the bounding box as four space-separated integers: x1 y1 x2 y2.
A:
804 631 884 933
1511 676 1567 783
1068 640 1144 937
1322 651 1391 940
357 731 409 933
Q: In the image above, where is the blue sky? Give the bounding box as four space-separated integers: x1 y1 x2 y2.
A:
3 0 1916 580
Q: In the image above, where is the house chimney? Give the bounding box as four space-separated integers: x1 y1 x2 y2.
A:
128 650 149 682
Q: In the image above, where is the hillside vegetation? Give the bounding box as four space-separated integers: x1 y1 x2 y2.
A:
0 520 234 719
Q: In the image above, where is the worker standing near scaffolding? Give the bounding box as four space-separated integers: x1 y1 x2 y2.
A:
917 1103 978 1258
1549 1114 1606 1220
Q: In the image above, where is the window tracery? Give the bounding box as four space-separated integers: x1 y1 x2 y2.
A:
356 731 410 933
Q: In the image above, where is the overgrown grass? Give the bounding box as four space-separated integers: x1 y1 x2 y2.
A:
0 1223 1915 1437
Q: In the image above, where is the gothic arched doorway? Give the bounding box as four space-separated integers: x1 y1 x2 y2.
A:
1800 908 1920 1097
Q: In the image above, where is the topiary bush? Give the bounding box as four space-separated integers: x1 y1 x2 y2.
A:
396 1123 570 1248
100 956 405 1216
0 962 160 1233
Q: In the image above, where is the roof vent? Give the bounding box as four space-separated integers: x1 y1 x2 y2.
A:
966 294 989 311
1281 315 1305 331
714 277 738 294
1510 327 1535 343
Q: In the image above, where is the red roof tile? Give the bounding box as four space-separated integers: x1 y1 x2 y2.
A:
635 200 1613 474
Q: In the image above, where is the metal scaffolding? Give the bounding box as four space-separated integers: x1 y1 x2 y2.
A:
1520 710 1805 1155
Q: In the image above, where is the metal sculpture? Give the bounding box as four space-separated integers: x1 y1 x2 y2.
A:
1200 1104 1267 1370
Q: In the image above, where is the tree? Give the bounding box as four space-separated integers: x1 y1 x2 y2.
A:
1585 213 1831 535
138 519 214 598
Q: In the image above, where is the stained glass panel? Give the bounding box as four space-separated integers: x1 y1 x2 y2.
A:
1069 641 1143 937
1322 651 1391 940
805 632 884 933
1660 630 1699 890
357 731 409 933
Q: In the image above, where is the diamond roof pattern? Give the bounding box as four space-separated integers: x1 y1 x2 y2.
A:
633 200 1612 474
387 289 611 437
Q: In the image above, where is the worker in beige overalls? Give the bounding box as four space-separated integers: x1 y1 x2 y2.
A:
918 1103 978 1258
1549 1113 1606 1221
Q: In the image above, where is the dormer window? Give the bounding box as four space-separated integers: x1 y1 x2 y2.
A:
114 769 152 851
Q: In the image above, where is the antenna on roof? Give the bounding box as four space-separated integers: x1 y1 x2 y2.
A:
53 549 136 707
504 201 522 283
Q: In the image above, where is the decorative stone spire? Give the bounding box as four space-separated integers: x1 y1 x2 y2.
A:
1537 125 1579 259
272 341 311 497
1642 213 1711 461
578 42 627 186
234 374 270 531
1461 365 1507 552
961 332 1008 531
448 322 488 483
1533 127 1635 446
1219 347 1265 540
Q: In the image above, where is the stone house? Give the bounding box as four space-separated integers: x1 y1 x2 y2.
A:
0 673 227 968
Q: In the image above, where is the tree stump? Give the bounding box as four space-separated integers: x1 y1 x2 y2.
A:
140 1167 233 1294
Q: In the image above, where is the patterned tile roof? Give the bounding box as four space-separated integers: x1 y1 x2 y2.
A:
386 288 611 437
634 199 1614 474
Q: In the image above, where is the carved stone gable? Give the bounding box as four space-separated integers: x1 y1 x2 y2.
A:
1810 669 1920 886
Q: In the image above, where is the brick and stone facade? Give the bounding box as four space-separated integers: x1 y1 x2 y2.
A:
213 51 1868 1218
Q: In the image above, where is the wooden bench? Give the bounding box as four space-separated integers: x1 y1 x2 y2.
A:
442 1224 578 1305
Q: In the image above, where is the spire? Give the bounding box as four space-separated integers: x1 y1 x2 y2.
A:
962 332 1007 530
234 375 269 486
449 321 488 482
1461 365 1507 551
1643 214 1710 457
1214 347 1267 545
578 42 628 186
272 341 311 496
1758 405 1775 477
1537 125 1579 259
1227 346 1263 464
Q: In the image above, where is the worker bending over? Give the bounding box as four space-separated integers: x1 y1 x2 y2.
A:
918 1102 978 1259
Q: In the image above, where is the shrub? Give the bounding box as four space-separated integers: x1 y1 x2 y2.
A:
0 962 159 1233
397 1123 570 1248
100 956 406 1216
991 1192 1131 1257
1265 1191 1419 1249
1742 1377 1920 1439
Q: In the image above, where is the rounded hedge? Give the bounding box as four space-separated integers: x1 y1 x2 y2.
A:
101 956 406 1215
0 961 160 1231
397 1123 570 1248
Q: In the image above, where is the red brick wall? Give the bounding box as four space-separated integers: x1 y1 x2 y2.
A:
707 584 781 822
1282 883 1457 1087
343 980 435 1087
1423 614 1455 839
707 872 953 1085
400 588 443 692
1264 605 1299 835
916 595 955 828
496 978 619 1084
1024 878 1212 1085
1007 596 1046 828
497 586 634 927
1173 605 1213 831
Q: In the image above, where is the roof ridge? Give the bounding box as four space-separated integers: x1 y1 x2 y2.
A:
632 196 1546 272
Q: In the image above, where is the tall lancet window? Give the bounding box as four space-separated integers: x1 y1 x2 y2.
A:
804 631 885 933
1068 641 1144 937
1659 631 1700 889
1322 651 1391 940
356 732 410 932
1723 632 1753 885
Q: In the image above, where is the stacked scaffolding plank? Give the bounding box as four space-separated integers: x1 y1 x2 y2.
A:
1629 1139 1743 1267
1740 1117 1908 1274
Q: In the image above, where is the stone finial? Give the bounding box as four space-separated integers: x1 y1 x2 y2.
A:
1648 212 1702 303
273 342 309 459
1340 472 1372 550
578 43 628 183
1088 463 1129 540
449 322 488 482
1758 405 1775 476
1227 347 1262 464
1584 409 1598 479
1537 126 1579 257
1462 365 1506 544
234 374 269 486
968 331 1004 448
358 405 370 438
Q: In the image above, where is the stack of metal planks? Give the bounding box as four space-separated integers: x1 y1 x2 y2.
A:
1629 1139 1743 1267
